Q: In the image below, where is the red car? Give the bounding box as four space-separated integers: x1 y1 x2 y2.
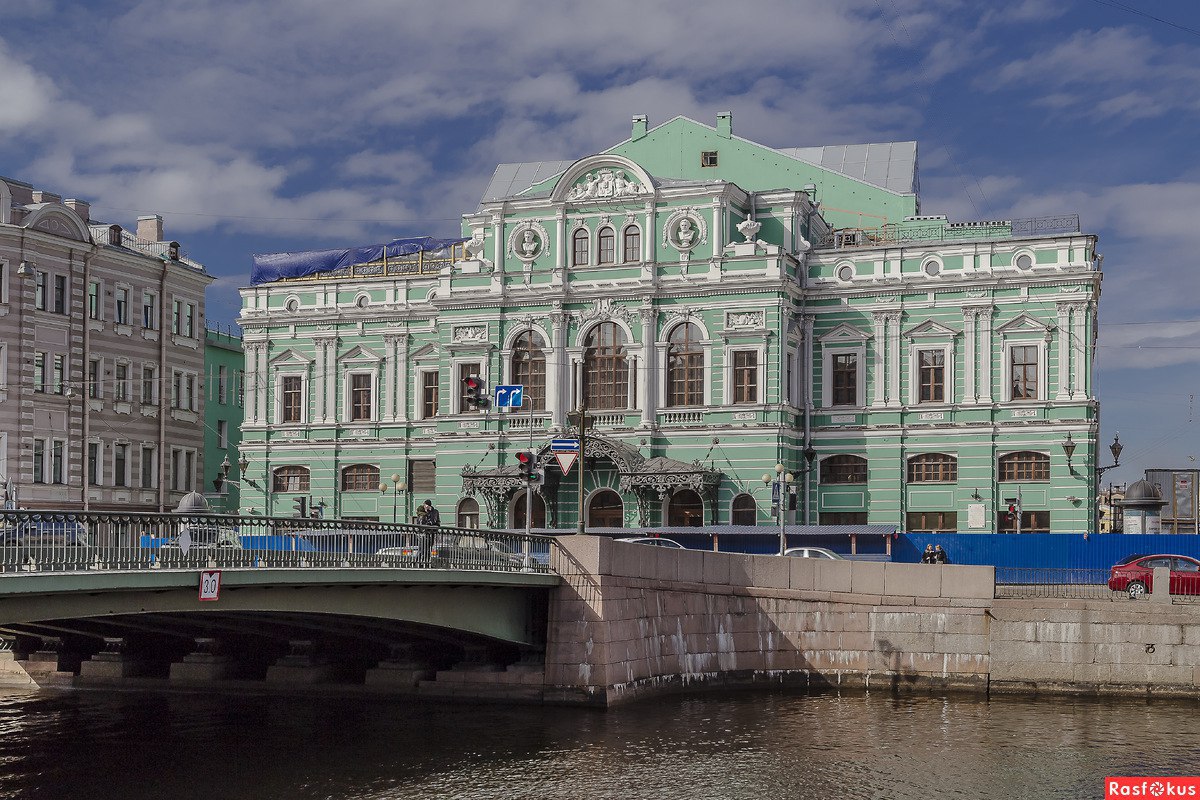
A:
1108 554 1200 598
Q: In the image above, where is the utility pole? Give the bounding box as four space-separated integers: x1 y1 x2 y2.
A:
569 406 590 534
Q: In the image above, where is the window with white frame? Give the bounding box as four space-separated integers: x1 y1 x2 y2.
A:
0 260 7 304
597 226 616 264
141 365 157 405
906 341 954 406
142 291 157 329
88 281 101 319
51 440 65 484
420 370 439 419
52 355 66 395
348 372 374 421
113 443 129 488
140 446 157 489
184 303 195 337
89 358 101 399
34 271 47 310
33 352 46 394
277 374 305 424
88 441 103 486
730 349 760 404
622 226 641 263
114 362 129 402
115 287 130 325
1002 339 1047 402
170 448 195 492
53 275 67 314
820 343 866 408
32 439 46 483
0 342 7 393
217 419 228 450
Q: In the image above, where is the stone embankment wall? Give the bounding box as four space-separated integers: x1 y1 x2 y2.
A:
545 536 1200 706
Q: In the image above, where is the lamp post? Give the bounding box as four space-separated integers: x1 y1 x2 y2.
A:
217 455 232 512
763 463 795 556
1094 434 1124 534
379 473 405 524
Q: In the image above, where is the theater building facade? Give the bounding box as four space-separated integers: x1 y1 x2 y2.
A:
237 113 1102 533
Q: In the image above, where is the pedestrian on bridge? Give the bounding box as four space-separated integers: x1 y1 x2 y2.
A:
418 500 441 527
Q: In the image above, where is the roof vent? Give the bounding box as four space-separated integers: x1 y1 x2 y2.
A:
716 111 732 139
632 114 648 141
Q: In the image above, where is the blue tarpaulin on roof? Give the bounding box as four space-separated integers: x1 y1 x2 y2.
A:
250 236 467 285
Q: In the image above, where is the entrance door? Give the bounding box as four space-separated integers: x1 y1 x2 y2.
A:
588 489 624 527
667 489 704 526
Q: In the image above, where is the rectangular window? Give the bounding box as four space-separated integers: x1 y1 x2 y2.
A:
999 510 1051 534
217 419 228 450
350 373 373 421
141 447 156 489
1011 345 1038 400
35 271 47 310
623 228 641 263
115 287 129 325
906 511 958 533
422 371 439 418
88 281 100 319
113 443 128 488
114 363 129 402
33 439 45 484
142 291 156 329
51 440 64 484
186 374 196 411
819 512 868 525
53 274 67 314
173 300 181 335
52 355 65 395
217 365 228 404
184 303 195 338
701 150 719 167
832 353 858 406
0 342 6 392
33 352 46 393
281 375 302 423
89 358 101 399
172 371 182 409
918 349 945 403
732 351 758 404
142 366 156 405
88 442 101 486
185 451 194 490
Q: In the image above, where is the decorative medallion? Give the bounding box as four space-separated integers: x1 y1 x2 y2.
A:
662 208 707 253
506 219 550 264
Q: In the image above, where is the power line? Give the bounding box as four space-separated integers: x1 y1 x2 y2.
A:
1088 0 1200 39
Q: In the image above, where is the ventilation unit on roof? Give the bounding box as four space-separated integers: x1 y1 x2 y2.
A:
948 220 1010 228
903 215 947 222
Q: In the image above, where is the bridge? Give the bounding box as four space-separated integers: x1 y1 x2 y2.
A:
2 509 1198 704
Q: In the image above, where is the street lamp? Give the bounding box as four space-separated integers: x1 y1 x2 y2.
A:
379 473 406 524
763 463 795 556
1095 433 1124 533
1061 432 1076 471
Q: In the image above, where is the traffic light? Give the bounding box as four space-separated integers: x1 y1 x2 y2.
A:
463 375 483 409
1007 502 1019 521
515 451 535 481
293 496 308 518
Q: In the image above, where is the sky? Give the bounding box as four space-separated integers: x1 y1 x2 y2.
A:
2 0 1198 486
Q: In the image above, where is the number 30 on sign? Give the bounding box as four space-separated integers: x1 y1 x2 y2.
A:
199 570 221 602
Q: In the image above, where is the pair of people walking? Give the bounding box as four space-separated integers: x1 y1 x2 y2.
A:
921 544 948 564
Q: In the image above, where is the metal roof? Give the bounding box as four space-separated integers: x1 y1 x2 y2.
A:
776 142 918 194
479 160 574 205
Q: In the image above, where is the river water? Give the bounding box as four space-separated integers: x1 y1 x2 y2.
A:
0 687 1194 799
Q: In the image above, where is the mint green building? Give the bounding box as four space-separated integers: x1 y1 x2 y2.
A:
237 113 1101 533
203 326 244 513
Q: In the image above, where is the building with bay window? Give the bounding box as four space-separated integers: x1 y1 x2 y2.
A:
237 112 1102 533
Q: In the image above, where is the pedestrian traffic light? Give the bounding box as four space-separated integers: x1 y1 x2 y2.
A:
463 375 483 409
1007 502 1018 520
293 496 308 518
515 451 535 481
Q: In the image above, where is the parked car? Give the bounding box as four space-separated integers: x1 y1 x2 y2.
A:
616 536 685 549
783 546 844 560
432 534 523 569
160 524 242 550
1108 553 1200 598
1 519 89 547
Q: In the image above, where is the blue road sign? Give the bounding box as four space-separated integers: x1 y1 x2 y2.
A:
494 384 524 409
551 438 580 452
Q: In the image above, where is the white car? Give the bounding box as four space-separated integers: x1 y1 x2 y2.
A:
783 546 843 560
616 536 685 549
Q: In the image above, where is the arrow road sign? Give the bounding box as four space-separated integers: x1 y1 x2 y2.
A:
555 452 578 475
494 384 524 409
551 438 579 452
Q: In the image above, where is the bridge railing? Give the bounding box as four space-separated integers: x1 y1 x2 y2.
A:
0 510 554 575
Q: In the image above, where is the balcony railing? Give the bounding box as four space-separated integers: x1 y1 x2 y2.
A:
815 214 1081 251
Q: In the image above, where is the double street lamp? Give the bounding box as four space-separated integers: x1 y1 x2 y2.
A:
762 446 818 556
1060 432 1124 533
379 473 406 524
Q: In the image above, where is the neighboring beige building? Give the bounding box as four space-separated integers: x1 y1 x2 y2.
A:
0 175 213 511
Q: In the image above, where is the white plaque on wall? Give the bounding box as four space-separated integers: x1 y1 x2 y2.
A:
830 414 856 423
968 503 986 529
918 411 945 421
1012 409 1037 418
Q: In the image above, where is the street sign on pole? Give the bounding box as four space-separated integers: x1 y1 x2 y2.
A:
494 384 524 409
555 452 578 475
551 438 580 452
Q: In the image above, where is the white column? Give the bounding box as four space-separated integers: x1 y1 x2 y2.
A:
245 344 261 424
255 344 269 425
325 339 337 423
1072 302 1087 398
556 209 567 269
803 315 815 410
550 311 566 426
887 312 901 407
979 309 994 402
963 310 977 404
640 306 656 427
382 335 397 422
713 199 725 254
396 334 409 422
872 313 886 407
1056 304 1071 400
313 340 326 422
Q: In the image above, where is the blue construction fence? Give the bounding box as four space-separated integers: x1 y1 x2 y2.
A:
896 533 1200 572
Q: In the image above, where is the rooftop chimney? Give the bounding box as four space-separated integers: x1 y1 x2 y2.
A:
632 114 648 141
31 190 62 204
716 111 733 139
137 214 164 243
64 199 90 222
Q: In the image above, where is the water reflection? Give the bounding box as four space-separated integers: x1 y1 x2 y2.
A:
0 688 1194 799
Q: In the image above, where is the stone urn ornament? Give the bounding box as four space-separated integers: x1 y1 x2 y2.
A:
737 218 762 243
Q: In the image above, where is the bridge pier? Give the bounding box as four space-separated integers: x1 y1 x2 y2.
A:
364 643 435 688
170 637 232 683
0 637 36 688
265 640 334 685
18 636 75 687
79 637 147 681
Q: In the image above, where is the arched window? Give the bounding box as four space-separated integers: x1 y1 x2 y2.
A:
667 322 704 407
597 226 615 264
272 465 309 493
623 226 641 262
572 228 589 266
511 330 547 411
821 455 867 484
907 453 958 483
457 498 480 529
588 489 624 527
511 490 546 529
731 493 757 525
667 489 704 526
999 451 1050 482
584 322 628 410
341 464 380 492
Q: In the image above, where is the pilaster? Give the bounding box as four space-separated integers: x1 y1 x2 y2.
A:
979 307 994 403
639 304 656 428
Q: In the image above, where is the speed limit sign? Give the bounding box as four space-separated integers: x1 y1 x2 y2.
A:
198 570 221 602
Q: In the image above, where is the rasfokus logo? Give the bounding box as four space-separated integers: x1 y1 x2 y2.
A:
1107 778 1200 798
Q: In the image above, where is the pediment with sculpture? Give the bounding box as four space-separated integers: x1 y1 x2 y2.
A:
550 155 655 205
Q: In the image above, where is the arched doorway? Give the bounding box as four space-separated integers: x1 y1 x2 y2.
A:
511 490 546 530
667 489 704 527
588 489 624 528
456 498 480 529
731 493 757 525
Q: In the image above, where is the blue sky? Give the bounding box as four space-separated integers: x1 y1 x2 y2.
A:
2 0 1198 485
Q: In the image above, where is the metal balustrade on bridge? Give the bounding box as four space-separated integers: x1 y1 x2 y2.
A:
0 510 554 575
